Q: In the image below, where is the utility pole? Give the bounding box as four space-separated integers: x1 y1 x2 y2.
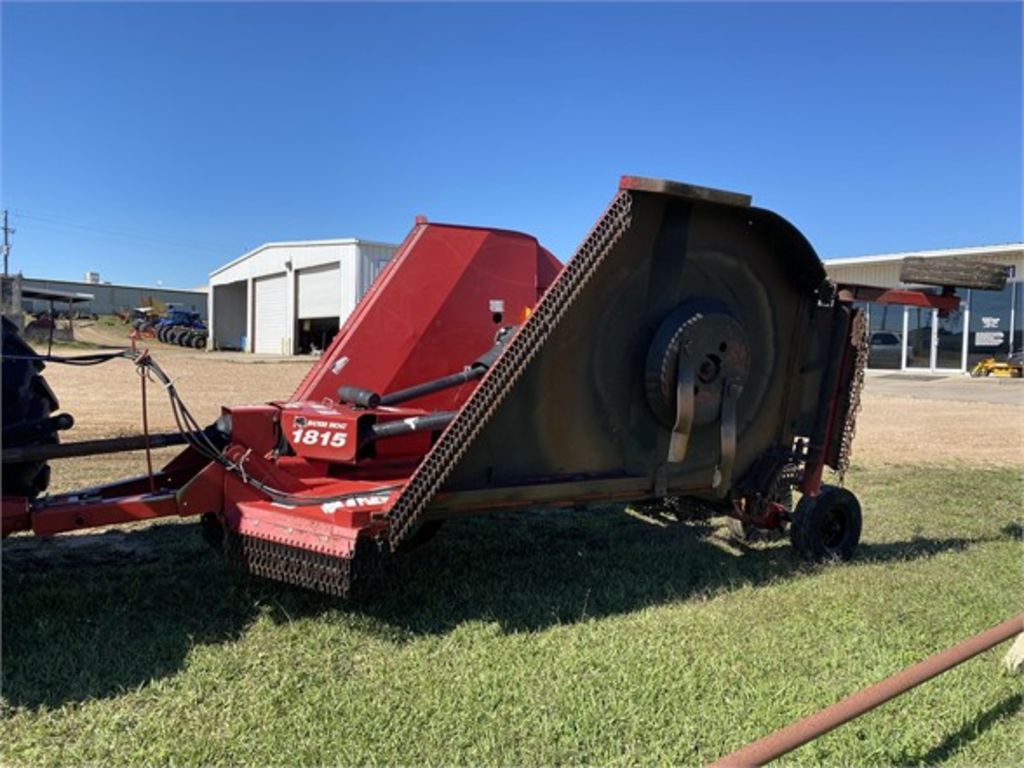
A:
2 209 13 276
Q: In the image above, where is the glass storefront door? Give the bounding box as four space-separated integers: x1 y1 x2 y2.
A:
861 281 1021 374
903 306 933 370
899 303 967 372
935 300 967 371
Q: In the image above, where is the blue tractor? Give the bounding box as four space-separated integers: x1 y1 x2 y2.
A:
155 308 208 349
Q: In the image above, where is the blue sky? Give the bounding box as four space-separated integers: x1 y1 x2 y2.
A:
2 2 1021 288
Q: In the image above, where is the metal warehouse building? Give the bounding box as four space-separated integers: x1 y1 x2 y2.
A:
208 238 398 354
825 243 1023 374
19 276 207 318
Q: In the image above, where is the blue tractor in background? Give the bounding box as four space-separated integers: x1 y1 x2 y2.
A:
154 307 208 349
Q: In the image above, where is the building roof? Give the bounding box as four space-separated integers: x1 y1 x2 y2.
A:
23 276 207 294
825 242 1023 266
210 237 398 278
21 286 95 304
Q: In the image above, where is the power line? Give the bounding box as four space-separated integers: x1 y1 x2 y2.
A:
11 210 232 257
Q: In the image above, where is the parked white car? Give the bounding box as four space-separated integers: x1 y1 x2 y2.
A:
868 331 915 369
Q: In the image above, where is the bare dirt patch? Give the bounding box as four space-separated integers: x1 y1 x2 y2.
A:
38 347 310 493
852 392 1024 469
31 348 1024 495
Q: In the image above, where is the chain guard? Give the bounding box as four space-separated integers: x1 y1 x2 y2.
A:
835 308 868 483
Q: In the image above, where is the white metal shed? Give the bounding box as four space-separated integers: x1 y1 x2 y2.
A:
208 238 398 355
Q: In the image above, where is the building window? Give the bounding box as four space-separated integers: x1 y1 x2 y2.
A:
863 300 907 369
935 298 966 370
967 282 1020 367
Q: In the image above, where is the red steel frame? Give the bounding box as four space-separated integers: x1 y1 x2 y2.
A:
3 220 562 556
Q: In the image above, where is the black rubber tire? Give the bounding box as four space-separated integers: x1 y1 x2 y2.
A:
156 326 168 343
1 317 61 497
790 484 862 561
192 333 207 350
180 330 196 348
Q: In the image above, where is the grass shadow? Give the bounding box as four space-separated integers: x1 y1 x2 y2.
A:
0 506 999 710
1000 521 1022 540
343 506 993 636
2 523 260 710
897 693 1023 765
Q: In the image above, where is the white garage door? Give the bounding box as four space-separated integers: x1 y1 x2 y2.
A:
253 273 288 354
296 263 341 318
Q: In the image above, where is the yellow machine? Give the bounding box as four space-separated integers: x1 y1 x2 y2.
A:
970 356 1023 378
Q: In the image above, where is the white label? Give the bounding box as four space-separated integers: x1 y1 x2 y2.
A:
292 426 347 448
975 331 1005 347
981 316 1001 329
321 495 391 514
489 299 505 313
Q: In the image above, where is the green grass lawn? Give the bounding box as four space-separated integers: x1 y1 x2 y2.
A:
2 465 1022 766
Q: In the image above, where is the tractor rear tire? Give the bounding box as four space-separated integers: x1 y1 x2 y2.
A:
790 484 861 561
1 317 61 498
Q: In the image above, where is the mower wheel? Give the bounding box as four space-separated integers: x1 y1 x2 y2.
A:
789 484 861 561
1 317 61 497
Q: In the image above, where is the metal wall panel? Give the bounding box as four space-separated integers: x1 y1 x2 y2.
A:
823 262 903 288
253 273 288 354
20 278 207 317
212 281 247 350
359 243 399 295
296 264 342 318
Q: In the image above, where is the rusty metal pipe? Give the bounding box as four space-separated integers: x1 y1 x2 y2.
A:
2 432 193 463
707 614 1024 767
